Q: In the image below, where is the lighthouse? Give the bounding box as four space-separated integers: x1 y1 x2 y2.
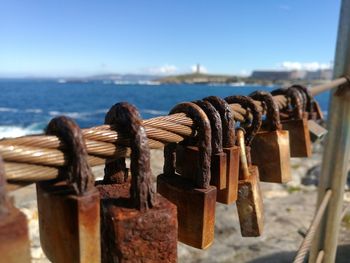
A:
196 64 200 74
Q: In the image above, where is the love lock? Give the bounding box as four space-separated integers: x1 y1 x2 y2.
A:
157 102 217 249
224 96 264 237
272 88 312 157
96 102 177 263
236 128 264 237
36 116 100 263
290 85 327 142
0 157 31 263
204 96 240 204
176 100 227 190
249 91 291 183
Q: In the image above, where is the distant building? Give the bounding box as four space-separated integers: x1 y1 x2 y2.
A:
251 71 292 80
251 69 333 81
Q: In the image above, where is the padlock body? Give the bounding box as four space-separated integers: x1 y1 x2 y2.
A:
281 117 312 157
217 146 240 204
97 182 178 263
0 207 31 263
176 144 227 190
37 182 101 263
308 120 328 142
237 166 264 237
157 174 216 249
251 130 291 183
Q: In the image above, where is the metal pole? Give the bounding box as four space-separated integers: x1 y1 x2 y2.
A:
309 0 350 262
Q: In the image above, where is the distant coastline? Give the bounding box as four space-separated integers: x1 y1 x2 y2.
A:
155 72 331 87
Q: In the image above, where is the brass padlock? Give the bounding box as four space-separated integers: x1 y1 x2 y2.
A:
37 116 101 263
157 102 217 249
0 157 31 263
249 91 291 183
176 100 227 190
272 88 312 157
96 102 177 263
204 96 240 204
236 128 264 237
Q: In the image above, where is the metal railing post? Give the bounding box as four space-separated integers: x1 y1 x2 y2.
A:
309 0 350 262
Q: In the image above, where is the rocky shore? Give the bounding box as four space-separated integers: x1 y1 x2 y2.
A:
9 145 350 262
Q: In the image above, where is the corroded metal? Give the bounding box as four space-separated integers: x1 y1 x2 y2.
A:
37 116 100 263
97 102 177 262
0 156 31 263
224 96 262 146
272 88 312 157
236 128 264 237
204 96 240 204
157 102 216 249
250 91 291 183
176 100 227 190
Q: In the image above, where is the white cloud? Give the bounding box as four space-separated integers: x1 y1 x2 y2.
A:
191 64 208 73
145 64 178 75
280 61 332 71
237 69 251 77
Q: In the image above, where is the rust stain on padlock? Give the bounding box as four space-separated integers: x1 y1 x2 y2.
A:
204 96 240 204
37 116 100 263
98 102 177 262
158 102 216 249
0 157 31 263
176 100 227 190
236 129 264 237
249 91 291 184
272 88 312 157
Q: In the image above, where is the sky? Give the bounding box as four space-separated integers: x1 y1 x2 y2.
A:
0 0 342 77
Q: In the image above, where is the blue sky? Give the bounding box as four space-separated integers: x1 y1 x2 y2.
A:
0 0 341 77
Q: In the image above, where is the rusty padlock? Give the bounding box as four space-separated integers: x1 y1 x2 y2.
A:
271 88 312 157
289 85 328 141
157 102 217 249
249 91 291 183
236 128 264 237
204 96 240 204
176 100 227 190
96 102 177 263
0 157 31 263
36 116 101 263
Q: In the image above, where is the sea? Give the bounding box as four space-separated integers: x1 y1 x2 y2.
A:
0 79 330 139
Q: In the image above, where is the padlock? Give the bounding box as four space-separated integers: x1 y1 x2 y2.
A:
236 128 264 237
36 116 101 263
176 100 227 190
271 88 312 157
249 91 291 183
96 102 177 262
204 96 240 204
289 85 327 141
157 102 217 249
0 157 31 263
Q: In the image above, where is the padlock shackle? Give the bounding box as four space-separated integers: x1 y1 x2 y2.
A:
194 100 223 154
290 85 313 113
203 96 236 148
104 102 156 211
237 129 250 180
224 96 262 146
46 116 95 195
249 91 282 131
271 88 303 120
169 102 212 189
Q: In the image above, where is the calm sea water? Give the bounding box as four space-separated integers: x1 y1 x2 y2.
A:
0 79 330 138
